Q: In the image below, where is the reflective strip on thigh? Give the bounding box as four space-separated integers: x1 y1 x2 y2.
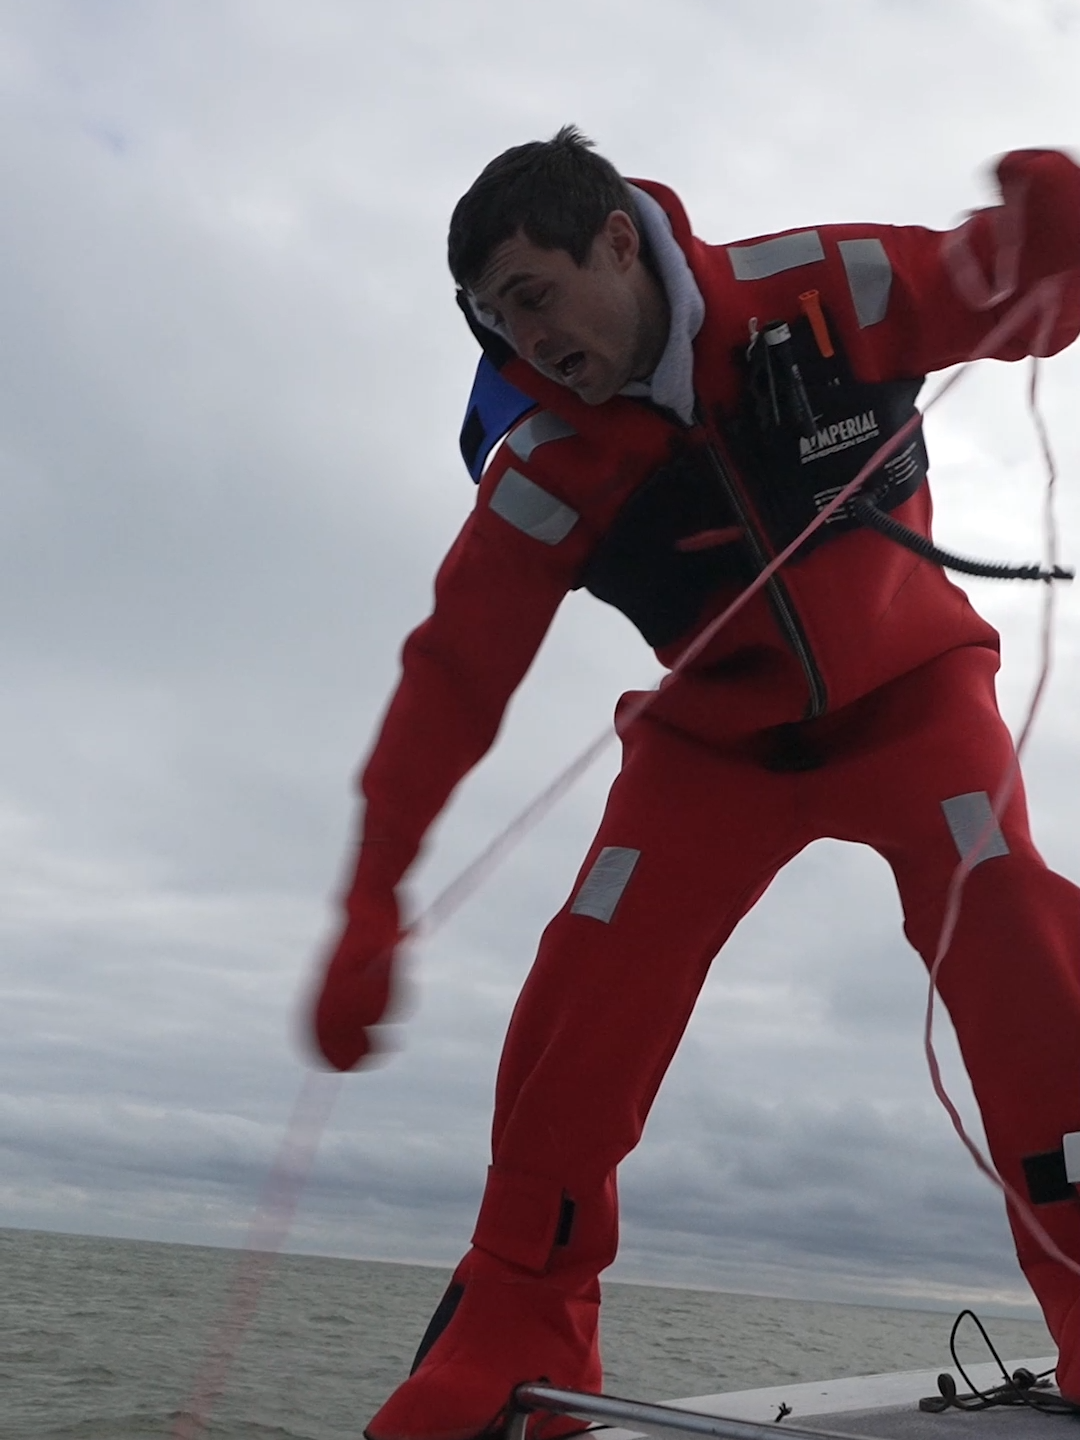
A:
489 467 579 545
940 791 1010 867
571 846 641 923
838 238 893 327
506 411 577 462
1064 1132 1080 1184
727 230 824 280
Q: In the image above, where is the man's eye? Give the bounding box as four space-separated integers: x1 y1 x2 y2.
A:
519 289 550 312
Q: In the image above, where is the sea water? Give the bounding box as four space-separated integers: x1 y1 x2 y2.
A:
0 1227 1054 1440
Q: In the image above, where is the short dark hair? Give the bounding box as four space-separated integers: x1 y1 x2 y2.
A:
448 125 639 289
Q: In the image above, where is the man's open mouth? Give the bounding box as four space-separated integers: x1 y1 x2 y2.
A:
556 351 586 380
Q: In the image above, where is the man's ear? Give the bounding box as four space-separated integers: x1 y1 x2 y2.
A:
601 209 641 272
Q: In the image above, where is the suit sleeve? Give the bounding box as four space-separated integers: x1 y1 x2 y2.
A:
828 148 1080 379
356 445 592 892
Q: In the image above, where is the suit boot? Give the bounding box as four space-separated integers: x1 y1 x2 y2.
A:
366 1166 617 1440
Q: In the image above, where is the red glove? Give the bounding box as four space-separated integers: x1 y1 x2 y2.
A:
311 838 411 1071
996 148 1080 284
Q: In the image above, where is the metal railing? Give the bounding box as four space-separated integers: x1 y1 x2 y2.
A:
506 1382 873 1440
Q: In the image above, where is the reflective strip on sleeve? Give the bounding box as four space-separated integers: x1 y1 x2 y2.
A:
1064 1133 1080 1185
570 846 641 923
940 792 1010 867
838 238 893 328
507 410 577 462
489 467 579 545
727 230 824 280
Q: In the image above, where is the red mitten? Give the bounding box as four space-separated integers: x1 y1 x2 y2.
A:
996 148 1080 283
312 889 402 1070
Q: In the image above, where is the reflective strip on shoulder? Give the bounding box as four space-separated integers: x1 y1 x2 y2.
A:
571 846 641 923
940 791 1010 867
838 238 893 327
507 410 577 462
489 467 579 545
727 230 824 280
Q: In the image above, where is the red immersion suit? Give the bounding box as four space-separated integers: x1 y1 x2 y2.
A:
314 150 1080 1438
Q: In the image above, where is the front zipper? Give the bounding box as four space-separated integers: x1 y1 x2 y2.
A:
693 401 829 719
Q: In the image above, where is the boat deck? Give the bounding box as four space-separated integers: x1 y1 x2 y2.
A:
515 1357 1075 1440
672 1358 1069 1439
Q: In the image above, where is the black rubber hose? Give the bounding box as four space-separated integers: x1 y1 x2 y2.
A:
850 495 1074 583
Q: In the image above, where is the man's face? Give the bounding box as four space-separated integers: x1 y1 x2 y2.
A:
467 211 657 406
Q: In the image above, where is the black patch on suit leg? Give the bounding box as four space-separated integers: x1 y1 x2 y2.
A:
555 1195 576 1247
409 1281 465 1374
1022 1149 1076 1205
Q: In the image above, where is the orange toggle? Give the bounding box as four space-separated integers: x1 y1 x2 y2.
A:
799 289 834 357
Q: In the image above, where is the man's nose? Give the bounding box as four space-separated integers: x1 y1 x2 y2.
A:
510 315 550 362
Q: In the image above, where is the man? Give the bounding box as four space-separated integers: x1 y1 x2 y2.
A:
312 128 1080 1440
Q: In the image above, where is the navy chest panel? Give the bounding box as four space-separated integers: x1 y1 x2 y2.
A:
579 445 756 649
578 316 928 650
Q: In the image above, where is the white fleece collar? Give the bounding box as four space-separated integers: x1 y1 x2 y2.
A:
619 184 705 424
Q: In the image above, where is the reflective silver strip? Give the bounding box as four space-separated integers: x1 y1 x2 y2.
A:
941 792 1010 867
1065 1133 1080 1185
507 410 576 462
727 230 824 281
489 468 578 545
839 238 893 328
571 846 641 923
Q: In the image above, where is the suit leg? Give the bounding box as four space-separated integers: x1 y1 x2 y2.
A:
369 715 809 1440
815 648 1080 1387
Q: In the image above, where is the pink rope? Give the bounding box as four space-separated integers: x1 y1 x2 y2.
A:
171 1071 342 1438
921 351 1080 1284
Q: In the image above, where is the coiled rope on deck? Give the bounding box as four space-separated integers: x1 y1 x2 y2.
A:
919 1308 1075 1414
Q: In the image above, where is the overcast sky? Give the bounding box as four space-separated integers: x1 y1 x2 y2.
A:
2 0 1080 1328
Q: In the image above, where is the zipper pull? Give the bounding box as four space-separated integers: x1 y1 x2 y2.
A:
675 525 745 553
